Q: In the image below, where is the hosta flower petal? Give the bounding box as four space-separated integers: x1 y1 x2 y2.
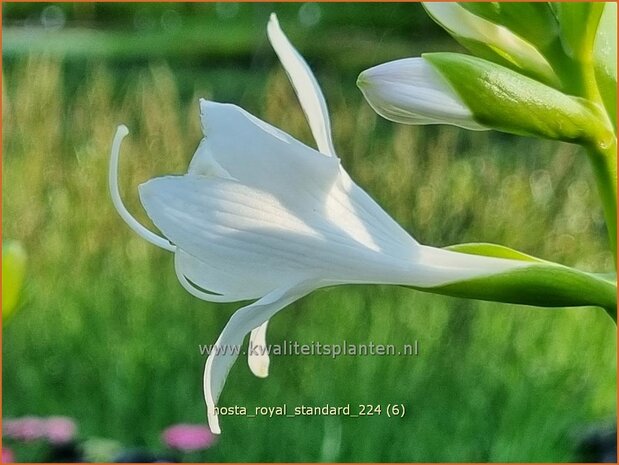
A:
139 176 316 297
205 280 317 434
357 57 487 130
248 321 270 378
267 13 336 156
190 100 340 196
174 249 259 302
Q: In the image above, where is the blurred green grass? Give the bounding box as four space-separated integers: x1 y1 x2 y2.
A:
2 4 617 462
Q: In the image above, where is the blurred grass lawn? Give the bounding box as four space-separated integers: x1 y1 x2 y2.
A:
2 3 617 462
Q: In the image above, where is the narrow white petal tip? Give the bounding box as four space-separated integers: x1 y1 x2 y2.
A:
248 321 270 378
116 124 129 138
266 14 280 43
249 355 270 378
358 58 487 131
201 284 314 436
207 412 221 435
266 11 337 156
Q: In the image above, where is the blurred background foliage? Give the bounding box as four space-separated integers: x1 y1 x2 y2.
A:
2 2 616 462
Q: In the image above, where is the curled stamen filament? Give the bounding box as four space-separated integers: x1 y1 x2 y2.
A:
109 125 177 252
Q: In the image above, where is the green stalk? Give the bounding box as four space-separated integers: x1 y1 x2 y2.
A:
588 138 617 264
547 14 617 267
578 37 618 266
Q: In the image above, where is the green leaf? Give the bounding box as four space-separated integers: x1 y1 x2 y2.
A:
555 2 605 60
460 2 560 52
2 241 27 322
593 2 617 129
593 272 617 284
423 2 558 86
424 52 610 144
409 242 617 321
445 242 543 263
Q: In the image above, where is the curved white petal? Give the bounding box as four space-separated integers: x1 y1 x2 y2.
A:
140 176 316 296
174 250 259 302
267 13 337 157
358 58 487 130
333 169 419 251
190 100 341 194
248 321 270 378
205 281 317 434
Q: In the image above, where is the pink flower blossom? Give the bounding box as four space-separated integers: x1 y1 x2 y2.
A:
44 417 76 444
2 447 15 463
162 424 216 452
3 416 76 444
3 417 45 442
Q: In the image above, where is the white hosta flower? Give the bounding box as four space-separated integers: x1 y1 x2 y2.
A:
357 57 487 130
109 14 564 435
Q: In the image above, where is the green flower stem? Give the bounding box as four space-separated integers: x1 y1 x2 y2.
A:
402 242 617 322
589 138 617 264
542 38 584 95
547 16 617 265
544 33 605 108
576 27 618 265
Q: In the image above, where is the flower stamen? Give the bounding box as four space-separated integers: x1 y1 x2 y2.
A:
109 125 177 252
